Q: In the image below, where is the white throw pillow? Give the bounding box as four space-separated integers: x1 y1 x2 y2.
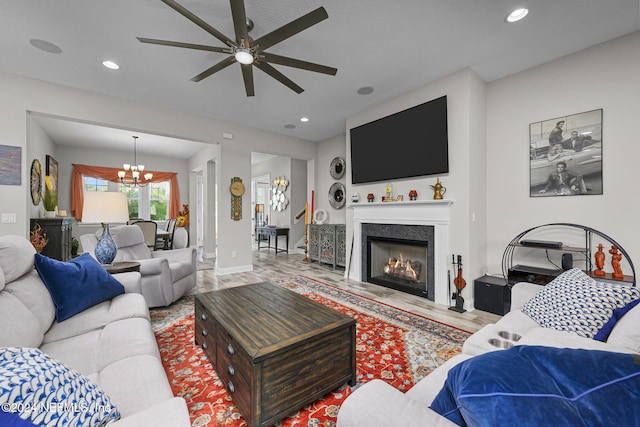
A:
522 269 640 339
0 347 120 426
606 302 640 353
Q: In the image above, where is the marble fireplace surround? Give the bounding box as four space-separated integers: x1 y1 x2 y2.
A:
349 200 453 306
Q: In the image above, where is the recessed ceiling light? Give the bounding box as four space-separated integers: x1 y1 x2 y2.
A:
300 117 310 123
29 39 62 54
357 86 374 95
284 124 296 129
102 60 120 70
506 8 529 23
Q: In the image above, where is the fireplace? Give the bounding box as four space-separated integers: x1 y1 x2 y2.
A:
362 223 435 300
349 200 452 306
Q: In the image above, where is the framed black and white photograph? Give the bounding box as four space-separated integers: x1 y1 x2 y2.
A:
529 109 603 197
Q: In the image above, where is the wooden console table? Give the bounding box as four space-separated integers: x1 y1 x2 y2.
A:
257 227 289 255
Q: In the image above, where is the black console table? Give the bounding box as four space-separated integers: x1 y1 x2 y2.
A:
257 227 289 255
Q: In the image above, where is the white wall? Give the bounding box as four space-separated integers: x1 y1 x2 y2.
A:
345 69 487 306
314 133 347 224
0 70 316 273
485 30 640 277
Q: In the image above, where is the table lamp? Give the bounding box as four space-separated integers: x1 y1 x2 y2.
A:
255 203 264 227
82 192 129 265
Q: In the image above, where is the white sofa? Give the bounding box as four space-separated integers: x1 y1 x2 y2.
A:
0 235 190 426
81 224 196 307
337 273 640 426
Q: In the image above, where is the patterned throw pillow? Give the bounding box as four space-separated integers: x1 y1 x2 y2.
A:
0 347 120 427
522 269 640 339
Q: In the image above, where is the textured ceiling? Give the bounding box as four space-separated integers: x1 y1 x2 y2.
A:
2 0 639 151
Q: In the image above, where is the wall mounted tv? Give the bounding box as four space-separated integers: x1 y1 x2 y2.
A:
350 95 449 184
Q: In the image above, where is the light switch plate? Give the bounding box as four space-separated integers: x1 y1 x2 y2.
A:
1 213 17 223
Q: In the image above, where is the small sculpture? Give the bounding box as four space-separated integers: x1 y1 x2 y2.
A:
430 178 447 200
177 204 190 227
609 245 624 280
408 190 418 200
30 224 48 254
367 193 375 202
593 243 605 277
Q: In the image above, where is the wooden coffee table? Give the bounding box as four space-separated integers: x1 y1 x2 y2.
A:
194 282 356 427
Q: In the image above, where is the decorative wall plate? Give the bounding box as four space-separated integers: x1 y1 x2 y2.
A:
329 182 346 209
330 157 345 179
30 159 42 205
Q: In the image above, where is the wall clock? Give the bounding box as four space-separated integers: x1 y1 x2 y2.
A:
329 157 345 179
230 177 245 221
30 159 42 205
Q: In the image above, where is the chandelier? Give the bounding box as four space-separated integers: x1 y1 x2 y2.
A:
118 136 152 187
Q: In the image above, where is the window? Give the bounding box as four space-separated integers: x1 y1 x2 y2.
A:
82 175 170 221
83 177 109 192
149 182 170 221
119 184 140 219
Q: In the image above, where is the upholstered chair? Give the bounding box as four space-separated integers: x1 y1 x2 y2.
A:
80 225 196 307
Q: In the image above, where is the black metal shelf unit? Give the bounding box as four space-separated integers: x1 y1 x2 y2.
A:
502 223 636 286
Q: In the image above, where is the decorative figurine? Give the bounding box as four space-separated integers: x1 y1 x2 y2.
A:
408 190 418 200
430 178 447 200
367 193 375 202
593 243 606 277
396 195 403 201
609 245 624 279
385 183 393 201
351 193 360 202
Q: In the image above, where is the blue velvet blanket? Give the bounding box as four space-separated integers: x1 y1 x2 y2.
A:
430 346 640 426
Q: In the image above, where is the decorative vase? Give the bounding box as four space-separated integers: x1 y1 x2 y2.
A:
95 224 117 265
44 211 56 218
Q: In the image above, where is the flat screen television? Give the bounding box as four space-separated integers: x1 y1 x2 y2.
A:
350 95 448 184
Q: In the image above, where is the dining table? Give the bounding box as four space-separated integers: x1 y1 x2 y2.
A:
156 228 172 249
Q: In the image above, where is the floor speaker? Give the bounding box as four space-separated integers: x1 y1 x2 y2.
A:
474 275 511 315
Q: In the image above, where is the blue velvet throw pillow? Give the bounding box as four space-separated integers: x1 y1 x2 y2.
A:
34 253 125 322
430 346 640 427
594 298 640 342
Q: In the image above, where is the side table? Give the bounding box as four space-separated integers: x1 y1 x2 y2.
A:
257 227 289 255
103 261 141 274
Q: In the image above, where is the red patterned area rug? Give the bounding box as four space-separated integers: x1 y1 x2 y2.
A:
150 276 470 426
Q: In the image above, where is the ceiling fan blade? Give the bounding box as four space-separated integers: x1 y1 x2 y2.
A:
241 64 255 97
161 0 235 48
254 62 304 94
261 52 337 75
252 7 328 52
137 38 230 54
190 56 236 82
230 0 250 46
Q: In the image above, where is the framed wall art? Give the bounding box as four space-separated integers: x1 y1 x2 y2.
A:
46 154 58 193
529 109 603 197
0 145 21 185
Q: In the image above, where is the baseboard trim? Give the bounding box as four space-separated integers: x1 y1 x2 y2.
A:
215 263 254 276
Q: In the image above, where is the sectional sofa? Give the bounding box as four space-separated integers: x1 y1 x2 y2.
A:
0 235 190 426
338 269 640 426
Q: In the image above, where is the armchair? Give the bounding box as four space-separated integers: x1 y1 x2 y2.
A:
80 225 196 307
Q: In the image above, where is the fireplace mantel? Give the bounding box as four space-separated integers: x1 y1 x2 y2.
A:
349 199 454 306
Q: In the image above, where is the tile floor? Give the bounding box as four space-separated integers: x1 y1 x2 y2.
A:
194 249 501 333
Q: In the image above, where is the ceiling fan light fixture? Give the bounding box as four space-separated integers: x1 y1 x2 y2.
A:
506 8 529 23
234 48 254 65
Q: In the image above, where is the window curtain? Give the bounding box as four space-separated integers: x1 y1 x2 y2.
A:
70 164 180 221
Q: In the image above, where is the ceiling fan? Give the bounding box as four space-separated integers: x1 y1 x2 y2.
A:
138 0 337 96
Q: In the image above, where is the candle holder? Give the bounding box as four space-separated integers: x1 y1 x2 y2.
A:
304 224 310 262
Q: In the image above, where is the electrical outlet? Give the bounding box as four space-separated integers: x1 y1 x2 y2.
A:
1 213 17 223
232 251 237 258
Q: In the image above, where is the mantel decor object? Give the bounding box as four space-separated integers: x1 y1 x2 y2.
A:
430 178 446 200
329 157 345 179
408 190 418 200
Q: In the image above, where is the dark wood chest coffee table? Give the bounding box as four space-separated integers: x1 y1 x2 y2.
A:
194 282 356 427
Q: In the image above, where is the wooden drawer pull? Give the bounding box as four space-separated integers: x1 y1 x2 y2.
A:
227 344 235 355
201 329 208 336
228 381 235 393
227 365 235 376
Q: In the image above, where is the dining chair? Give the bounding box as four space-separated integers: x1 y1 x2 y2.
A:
133 220 158 251
156 218 177 250
127 218 143 225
